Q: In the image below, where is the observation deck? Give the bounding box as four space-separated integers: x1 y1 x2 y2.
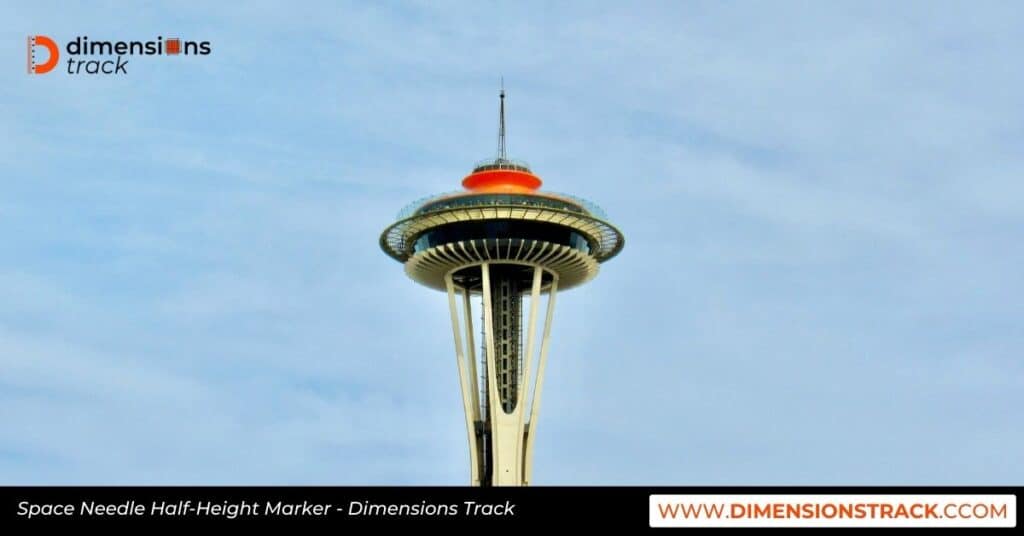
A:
379 158 624 291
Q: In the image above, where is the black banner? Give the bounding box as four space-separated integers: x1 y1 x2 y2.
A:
0 486 1018 530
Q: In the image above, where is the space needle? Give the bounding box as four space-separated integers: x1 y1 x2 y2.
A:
379 89 624 486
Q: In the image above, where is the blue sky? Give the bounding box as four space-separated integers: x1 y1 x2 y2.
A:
1 2 1022 484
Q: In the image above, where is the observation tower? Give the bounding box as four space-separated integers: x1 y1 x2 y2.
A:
379 90 624 486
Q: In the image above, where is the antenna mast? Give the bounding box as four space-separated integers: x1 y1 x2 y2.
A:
497 80 507 161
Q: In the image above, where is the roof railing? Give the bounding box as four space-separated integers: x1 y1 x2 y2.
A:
396 191 465 220
471 157 532 173
548 192 608 220
395 190 608 221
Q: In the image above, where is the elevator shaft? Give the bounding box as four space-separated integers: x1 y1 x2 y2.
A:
489 272 522 414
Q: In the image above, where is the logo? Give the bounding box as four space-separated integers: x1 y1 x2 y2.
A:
25 35 211 76
27 35 59 74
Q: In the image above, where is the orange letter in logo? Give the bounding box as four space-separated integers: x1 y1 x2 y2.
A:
27 35 60 74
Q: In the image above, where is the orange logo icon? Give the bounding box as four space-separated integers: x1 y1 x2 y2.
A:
27 35 60 74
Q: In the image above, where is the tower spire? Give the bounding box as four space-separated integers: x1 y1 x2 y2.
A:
497 79 507 161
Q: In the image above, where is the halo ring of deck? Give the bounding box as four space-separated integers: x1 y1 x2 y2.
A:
379 193 625 266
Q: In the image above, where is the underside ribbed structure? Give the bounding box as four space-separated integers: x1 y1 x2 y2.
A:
406 239 598 292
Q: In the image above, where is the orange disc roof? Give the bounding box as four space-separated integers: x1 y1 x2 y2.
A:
461 169 542 193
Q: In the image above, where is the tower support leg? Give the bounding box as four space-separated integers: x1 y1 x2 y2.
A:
445 273 483 485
